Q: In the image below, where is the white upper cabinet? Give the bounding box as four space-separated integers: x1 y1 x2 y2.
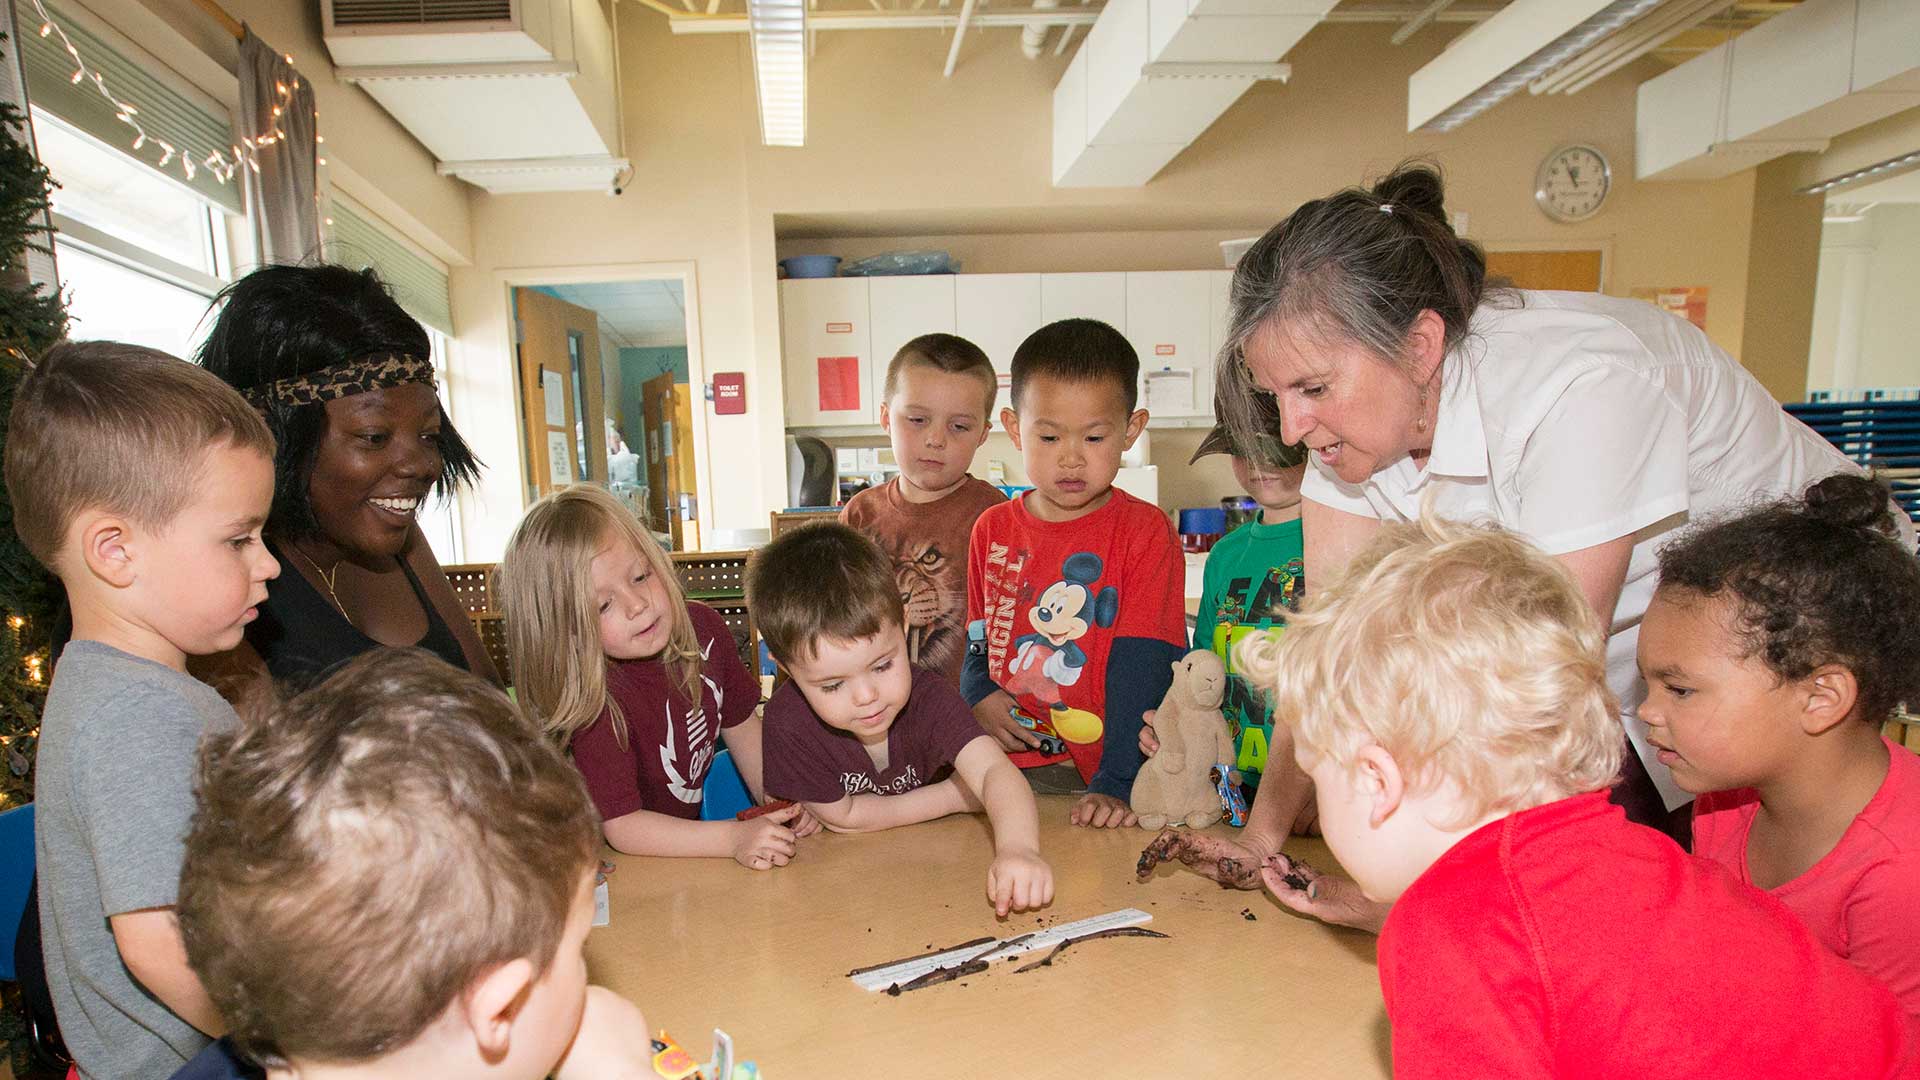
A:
781 278 875 427
955 274 1042 420
1040 272 1128 329
1125 270 1213 420
1208 269 1234 369
780 270 1233 430
867 276 958 419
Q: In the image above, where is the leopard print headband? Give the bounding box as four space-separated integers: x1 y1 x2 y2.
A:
242 354 435 411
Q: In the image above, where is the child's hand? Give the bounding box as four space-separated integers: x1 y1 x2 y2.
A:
1069 792 1137 829
1138 708 1160 757
1260 854 1390 934
552 986 654 1080
790 803 824 838
987 848 1054 917
733 805 800 870
973 690 1041 752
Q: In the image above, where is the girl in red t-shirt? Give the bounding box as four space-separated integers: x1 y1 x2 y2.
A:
1637 473 1920 1016
499 485 817 870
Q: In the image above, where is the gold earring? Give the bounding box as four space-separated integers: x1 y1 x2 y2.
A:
1416 386 1429 433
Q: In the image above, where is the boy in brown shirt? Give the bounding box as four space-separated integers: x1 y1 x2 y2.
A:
840 333 1005 686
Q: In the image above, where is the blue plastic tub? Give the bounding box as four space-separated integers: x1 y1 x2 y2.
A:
780 254 842 279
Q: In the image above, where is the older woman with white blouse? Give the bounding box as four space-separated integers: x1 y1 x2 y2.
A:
1180 162 1908 931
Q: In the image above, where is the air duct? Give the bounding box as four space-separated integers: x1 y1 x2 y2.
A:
1051 0 1332 188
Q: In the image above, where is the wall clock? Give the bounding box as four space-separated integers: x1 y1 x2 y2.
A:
1535 145 1611 223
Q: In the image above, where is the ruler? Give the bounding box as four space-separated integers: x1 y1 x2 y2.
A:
848 908 1153 992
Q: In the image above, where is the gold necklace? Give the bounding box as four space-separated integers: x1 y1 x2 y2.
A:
293 545 354 629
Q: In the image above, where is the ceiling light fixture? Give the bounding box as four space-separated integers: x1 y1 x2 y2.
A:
1419 0 1666 133
748 0 807 147
1798 149 1920 196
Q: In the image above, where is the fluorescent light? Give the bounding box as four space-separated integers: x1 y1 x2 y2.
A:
748 0 806 147
1420 0 1666 133
1799 150 1920 196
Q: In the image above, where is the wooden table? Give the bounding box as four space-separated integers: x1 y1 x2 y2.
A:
586 796 1390 1078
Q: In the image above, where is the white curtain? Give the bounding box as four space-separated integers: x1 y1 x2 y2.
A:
238 27 320 266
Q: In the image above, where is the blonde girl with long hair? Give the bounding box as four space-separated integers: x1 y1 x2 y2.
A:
500 485 815 869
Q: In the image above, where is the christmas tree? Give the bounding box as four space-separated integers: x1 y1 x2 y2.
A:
0 47 68 811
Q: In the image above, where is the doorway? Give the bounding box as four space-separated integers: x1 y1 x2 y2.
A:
504 267 707 550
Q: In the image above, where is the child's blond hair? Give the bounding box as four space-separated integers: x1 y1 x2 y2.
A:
499 484 700 748
1239 515 1623 824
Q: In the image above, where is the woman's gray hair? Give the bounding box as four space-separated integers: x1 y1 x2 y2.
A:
1216 161 1502 453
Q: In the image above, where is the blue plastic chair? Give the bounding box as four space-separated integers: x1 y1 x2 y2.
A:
699 749 754 822
1 802 35 982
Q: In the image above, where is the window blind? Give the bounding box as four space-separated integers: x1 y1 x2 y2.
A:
19 1 242 213
326 198 454 336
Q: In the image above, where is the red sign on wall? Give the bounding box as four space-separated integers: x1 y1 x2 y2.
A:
818 356 860 411
712 372 747 415
1155 344 1176 356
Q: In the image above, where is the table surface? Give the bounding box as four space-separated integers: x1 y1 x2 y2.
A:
586 796 1389 1079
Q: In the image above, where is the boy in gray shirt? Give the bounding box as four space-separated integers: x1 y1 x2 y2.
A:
6 342 279 1079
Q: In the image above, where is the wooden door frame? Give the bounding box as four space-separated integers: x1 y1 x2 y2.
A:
491 262 712 545
1481 239 1614 293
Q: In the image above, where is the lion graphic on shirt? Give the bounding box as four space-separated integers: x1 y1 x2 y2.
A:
889 538 961 672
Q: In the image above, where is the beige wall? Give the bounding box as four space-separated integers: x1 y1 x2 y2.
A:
449 14 1771 555
1740 157 1827 403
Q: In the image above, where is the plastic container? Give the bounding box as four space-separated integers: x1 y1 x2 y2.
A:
1221 496 1258 533
840 250 959 276
780 254 842 279
1178 507 1228 553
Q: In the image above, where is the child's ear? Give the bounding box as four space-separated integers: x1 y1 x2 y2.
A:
1123 409 1149 448
75 513 138 589
463 957 537 1062
879 402 892 432
1354 744 1405 829
1800 664 1860 735
1001 407 1022 449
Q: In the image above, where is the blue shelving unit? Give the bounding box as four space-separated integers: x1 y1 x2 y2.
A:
1785 399 1920 527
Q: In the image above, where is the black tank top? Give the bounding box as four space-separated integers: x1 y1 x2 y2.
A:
248 537 471 687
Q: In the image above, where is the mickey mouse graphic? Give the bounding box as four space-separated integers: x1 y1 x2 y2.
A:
1003 552 1119 713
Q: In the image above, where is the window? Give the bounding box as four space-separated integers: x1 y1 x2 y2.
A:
30 109 235 359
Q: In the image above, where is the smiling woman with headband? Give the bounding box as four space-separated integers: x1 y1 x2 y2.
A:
194 264 498 689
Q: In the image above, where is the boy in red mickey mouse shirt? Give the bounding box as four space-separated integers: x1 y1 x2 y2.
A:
964 319 1188 828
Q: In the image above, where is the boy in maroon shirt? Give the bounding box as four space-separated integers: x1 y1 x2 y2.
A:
749 523 1053 916
840 334 1006 688
964 319 1187 829
1244 515 1916 1079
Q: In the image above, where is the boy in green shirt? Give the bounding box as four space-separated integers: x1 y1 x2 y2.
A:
1188 391 1307 796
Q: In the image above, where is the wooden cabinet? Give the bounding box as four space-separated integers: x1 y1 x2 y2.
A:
955 274 1041 419
867 276 958 418
781 279 874 427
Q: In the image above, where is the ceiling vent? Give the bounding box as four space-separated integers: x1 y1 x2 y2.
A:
323 0 628 193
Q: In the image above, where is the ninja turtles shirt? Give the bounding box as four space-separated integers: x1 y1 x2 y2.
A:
840 476 1007 689
570 602 760 822
965 489 1187 788
1192 517 1305 784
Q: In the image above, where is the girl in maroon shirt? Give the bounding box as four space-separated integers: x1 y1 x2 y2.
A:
499 485 817 870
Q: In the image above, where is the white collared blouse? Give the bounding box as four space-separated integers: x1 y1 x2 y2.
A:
1302 290 1905 802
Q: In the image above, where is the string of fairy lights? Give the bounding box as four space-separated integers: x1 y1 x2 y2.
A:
23 0 327 187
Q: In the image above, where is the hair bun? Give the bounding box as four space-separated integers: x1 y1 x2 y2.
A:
1371 163 1449 224
1803 473 1894 534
